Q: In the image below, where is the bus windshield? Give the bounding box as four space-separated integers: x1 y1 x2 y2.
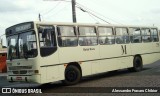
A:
7 31 37 60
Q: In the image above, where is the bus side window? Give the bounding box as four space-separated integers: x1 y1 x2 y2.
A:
38 26 57 57
78 26 97 46
129 28 141 43
141 28 151 42
41 29 54 47
115 28 129 44
39 27 55 47
151 28 159 42
57 26 78 47
98 27 115 45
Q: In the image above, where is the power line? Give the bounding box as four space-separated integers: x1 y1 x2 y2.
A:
41 0 72 21
43 4 69 20
48 0 76 23
76 2 123 25
51 0 71 2
87 12 100 23
76 5 110 24
39 0 122 24
42 1 62 16
39 1 62 21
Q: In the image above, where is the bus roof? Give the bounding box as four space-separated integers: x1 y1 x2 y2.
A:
6 21 158 31
33 21 158 28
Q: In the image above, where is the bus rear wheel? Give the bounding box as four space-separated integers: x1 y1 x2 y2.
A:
64 65 81 85
129 56 143 72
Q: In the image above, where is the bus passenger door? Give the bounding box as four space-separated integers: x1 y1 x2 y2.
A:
38 25 60 83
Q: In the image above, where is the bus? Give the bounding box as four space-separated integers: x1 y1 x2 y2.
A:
6 21 160 85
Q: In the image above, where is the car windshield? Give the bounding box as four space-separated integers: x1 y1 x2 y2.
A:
7 31 37 60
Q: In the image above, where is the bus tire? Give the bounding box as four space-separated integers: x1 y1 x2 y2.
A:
64 65 81 85
132 56 143 72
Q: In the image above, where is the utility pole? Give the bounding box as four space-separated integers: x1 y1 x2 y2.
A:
72 0 77 23
39 13 41 21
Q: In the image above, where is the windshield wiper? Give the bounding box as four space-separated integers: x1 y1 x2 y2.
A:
23 44 29 59
10 55 13 61
24 52 28 59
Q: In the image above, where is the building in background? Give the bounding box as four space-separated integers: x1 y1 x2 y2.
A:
0 41 7 73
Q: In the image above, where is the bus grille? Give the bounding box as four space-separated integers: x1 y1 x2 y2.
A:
13 71 19 74
8 66 32 70
12 70 27 74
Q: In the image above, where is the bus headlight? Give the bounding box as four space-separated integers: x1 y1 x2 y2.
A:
7 71 12 74
28 70 39 74
34 70 39 74
28 70 34 74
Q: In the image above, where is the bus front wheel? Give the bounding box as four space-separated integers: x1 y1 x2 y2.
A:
64 65 81 85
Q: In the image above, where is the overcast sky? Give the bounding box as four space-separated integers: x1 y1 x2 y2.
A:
1 0 160 44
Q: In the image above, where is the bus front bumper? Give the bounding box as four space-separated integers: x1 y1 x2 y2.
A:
7 74 41 83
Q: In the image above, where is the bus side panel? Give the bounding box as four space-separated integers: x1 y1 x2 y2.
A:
78 46 99 75
152 42 160 61
141 54 157 65
46 66 59 82
141 43 154 64
99 45 119 72
58 47 79 63
141 42 160 65
81 62 92 76
99 58 118 72
131 43 143 55
40 67 47 84
39 51 60 83
118 44 133 68
58 65 66 80
131 42 160 65
58 46 99 76
99 44 132 72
